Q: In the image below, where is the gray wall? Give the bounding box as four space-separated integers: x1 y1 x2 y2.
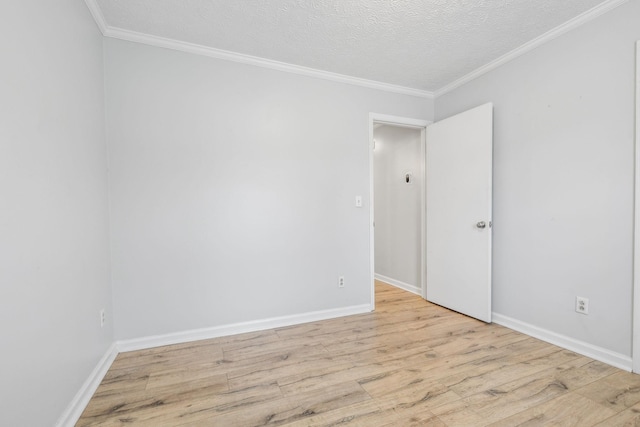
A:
4 1 636 423
435 0 640 357
104 38 433 340
374 125 423 291
0 1 113 425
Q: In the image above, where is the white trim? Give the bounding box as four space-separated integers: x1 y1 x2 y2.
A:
435 0 629 97
83 0 108 35
375 274 421 296
117 304 371 353
55 343 118 427
633 40 640 374
369 117 376 311
420 125 427 302
84 0 626 99
101 27 433 99
56 304 370 423
369 113 430 129
369 114 431 311
493 313 632 372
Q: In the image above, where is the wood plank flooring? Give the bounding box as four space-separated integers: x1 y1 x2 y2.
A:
77 282 640 426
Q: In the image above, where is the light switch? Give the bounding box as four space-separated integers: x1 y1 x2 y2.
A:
355 196 363 208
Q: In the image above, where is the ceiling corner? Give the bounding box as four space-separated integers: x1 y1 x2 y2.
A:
84 0 108 35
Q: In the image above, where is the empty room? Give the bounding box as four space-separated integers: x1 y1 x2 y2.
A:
4 0 640 425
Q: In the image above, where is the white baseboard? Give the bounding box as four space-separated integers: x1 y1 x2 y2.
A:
375 274 422 296
492 312 632 372
55 306 633 427
55 342 119 427
117 304 372 353
55 304 371 425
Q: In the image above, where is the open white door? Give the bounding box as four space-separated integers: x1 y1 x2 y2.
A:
426 103 493 322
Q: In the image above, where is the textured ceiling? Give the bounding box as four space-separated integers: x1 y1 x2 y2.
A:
94 0 612 93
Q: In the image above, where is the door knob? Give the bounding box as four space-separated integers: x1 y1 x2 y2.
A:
476 221 486 229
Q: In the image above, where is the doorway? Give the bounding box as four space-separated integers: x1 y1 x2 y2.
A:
369 105 493 320
373 124 423 295
368 114 430 309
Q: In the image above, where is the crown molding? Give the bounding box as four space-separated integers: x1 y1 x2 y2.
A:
83 0 108 35
82 0 431 98
102 26 434 99
434 0 629 97
84 0 626 100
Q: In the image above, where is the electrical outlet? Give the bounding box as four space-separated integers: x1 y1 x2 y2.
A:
100 309 106 327
575 297 589 315
338 276 345 288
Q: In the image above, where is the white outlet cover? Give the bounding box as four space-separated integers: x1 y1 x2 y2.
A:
575 297 589 315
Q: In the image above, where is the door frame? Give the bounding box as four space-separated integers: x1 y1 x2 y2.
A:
633 41 639 373
368 113 431 309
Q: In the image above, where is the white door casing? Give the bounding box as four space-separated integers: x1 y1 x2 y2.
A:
633 40 639 373
369 113 430 310
425 103 493 322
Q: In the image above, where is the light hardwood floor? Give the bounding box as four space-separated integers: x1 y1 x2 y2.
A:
78 282 640 426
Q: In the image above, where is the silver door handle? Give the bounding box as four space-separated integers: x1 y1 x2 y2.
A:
476 221 486 229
